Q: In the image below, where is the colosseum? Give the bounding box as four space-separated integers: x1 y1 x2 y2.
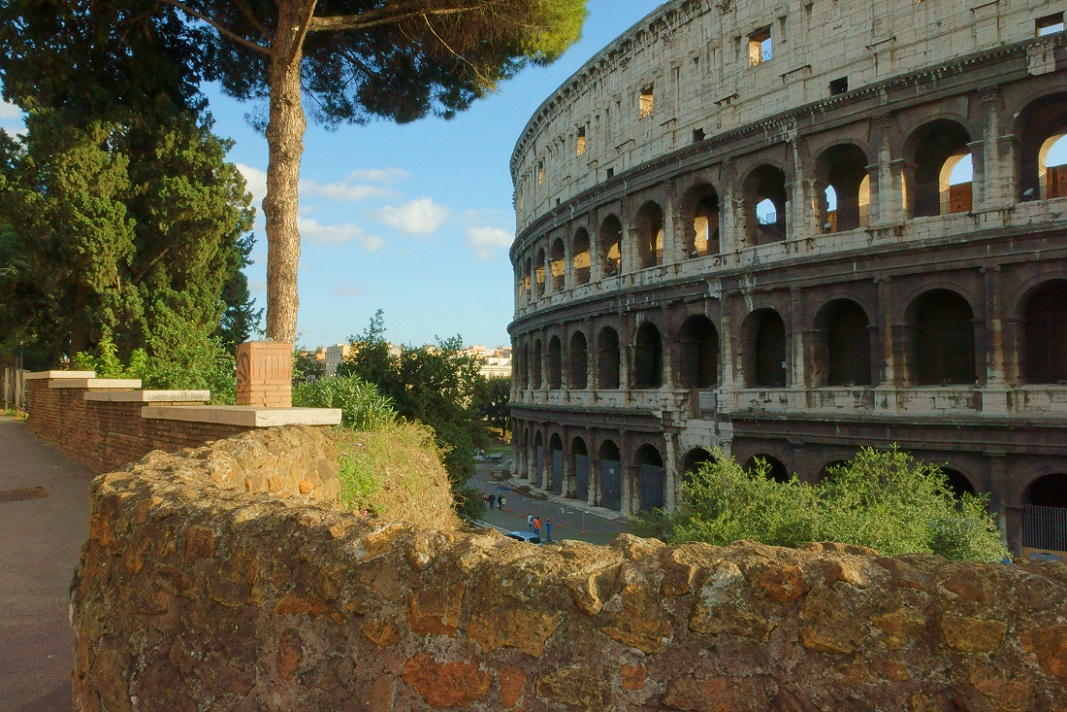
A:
507 0 1067 556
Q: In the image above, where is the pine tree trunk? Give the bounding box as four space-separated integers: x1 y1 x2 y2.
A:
263 1 312 344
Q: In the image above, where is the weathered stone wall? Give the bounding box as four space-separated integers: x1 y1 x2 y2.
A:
73 426 1067 711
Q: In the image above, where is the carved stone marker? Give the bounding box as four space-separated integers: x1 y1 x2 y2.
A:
236 341 292 408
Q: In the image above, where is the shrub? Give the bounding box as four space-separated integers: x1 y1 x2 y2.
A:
292 374 396 431
663 446 1008 561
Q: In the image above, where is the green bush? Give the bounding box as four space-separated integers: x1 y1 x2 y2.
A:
292 374 396 431
660 446 1008 561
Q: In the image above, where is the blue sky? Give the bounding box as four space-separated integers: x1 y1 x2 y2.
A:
0 1 662 350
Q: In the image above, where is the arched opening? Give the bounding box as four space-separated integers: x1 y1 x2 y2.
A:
746 454 790 483
635 444 665 512
678 315 719 388
573 228 591 285
910 290 975 385
816 144 871 232
682 448 715 486
523 257 532 301
633 322 663 389
941 467 977 498
597 327 621 389
814 299 872 386
681 185 720 258
743 309 787 388
598 440 622 511
532 339 543 390
547 336 562 390
744 165 787 245
534 247 546 298
569 331 588 389
1024 474 1067 552
550 238 565 292
520 342 529 389
1016 93 1067 201
636 201 665 269
549 433 564 495
571 437 590 501
907 120 972 217
600 215 622 277
1022 280 1067 384
533 431 544 484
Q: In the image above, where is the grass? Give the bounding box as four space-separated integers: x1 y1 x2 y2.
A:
333 421 460 530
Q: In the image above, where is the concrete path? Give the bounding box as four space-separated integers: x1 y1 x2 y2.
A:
0 415 92 712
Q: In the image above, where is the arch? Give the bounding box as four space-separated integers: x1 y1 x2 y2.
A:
1014 92 1067 201
600 215 622 277
815 144 871 232
635 201 665 269
572 228 591 285
1021 280 1067 384
742 309 787 388
940 467 977 498
547 336 562 389
908 289 975 385
532 339 543 390
1024 473 1067 552
905 120 972 217
680 184 721 257
523 257 532 302
597 327 621 389
534 247 547 298
549 433 564 495
598 439 623 511
682 448 715 483
678 315 719 388
633 322 663 389
743 165 787 245
635 444 665 512
550 238 566 292
571 436 590 501
814 299 872 386
569 331 588 389
746 454 789 483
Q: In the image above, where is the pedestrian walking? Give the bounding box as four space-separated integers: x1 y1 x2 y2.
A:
546 519 553 542
499 495 507 510
533 516 542 538
527 513 534 532
488 493 496 509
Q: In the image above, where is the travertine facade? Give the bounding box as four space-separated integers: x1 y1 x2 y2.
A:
508 0 1067 554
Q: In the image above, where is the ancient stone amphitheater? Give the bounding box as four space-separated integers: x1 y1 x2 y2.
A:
508 0 1067 556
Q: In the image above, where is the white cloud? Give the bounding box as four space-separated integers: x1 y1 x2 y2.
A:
236 163 268 206
331 281 365 298
0 101 22 120
248 280 267 294
300 178 394 202
466 226 514 259
298 217 384 251
377 197 452 235
347 167 409 183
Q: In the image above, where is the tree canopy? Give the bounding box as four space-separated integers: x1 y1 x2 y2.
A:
0 0 589 345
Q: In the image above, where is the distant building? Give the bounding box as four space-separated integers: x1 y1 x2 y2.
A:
461 345 512 379
323 344 351 377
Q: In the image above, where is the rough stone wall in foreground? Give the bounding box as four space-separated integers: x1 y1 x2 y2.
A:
73 427 1067 711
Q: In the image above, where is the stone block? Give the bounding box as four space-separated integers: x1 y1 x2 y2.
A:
236 340 293 408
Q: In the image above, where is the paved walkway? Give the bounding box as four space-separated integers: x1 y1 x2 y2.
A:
0 415 92 712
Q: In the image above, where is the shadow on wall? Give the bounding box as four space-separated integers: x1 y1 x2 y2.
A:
72 426 1067 711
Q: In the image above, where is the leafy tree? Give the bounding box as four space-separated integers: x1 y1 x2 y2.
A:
651 446 1008 562
473 374 511 436
293 349 326 384
1 0 589 344
339 310 489 487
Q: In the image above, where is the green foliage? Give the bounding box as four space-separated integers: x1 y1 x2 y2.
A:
338 311 490 488
453 485 488 523
472 375 512 435
292 374 396 432
666 446 1008 562
292 349 326 384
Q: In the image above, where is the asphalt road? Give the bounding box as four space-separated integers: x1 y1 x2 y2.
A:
469 460 631 546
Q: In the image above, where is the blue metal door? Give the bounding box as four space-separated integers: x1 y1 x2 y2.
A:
601 459 621 511
638 464 665 511
575 455 589 501
552 449 564 495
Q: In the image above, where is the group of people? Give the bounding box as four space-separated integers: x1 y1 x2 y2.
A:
482 492 506 510
526 513 553 542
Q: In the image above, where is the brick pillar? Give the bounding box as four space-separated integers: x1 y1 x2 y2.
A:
236 341 293 407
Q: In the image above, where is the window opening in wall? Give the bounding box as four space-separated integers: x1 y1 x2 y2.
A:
816 300 872 387
1037 12 1065 36
1023 280 1067 384
693 128 705 142
606 167 615 179
679 315 719 389
634 323 663 389
600 216 622 277
756 199 776 225
690 192 720 257
572 229 591 285
744 309 787 388
532 340 543 390
636 202 664 269
745 164 788 245
823 186 838 231
748 27 772 66
538 160 544 185
569 332 588 389
817 144 870 232
548 336 562 389
1040 134 1067 199
640 85 654 118
534 248 546 298
829 77 848 95
911 290 975 386
597 328 621 389
550 239 565 292
909 120 971 217
943 153 973 214
576 127 586 156
858 175 871 225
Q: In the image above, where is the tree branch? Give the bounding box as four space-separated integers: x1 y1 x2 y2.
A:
307 3 486 33
288 0 319 64
158 0 272 55
231 0 272 40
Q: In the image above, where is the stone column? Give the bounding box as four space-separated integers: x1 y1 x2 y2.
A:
981 266 1010 414
664 431 679 513
871 116 907 227
977 87 1014 211
236 341 292 408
